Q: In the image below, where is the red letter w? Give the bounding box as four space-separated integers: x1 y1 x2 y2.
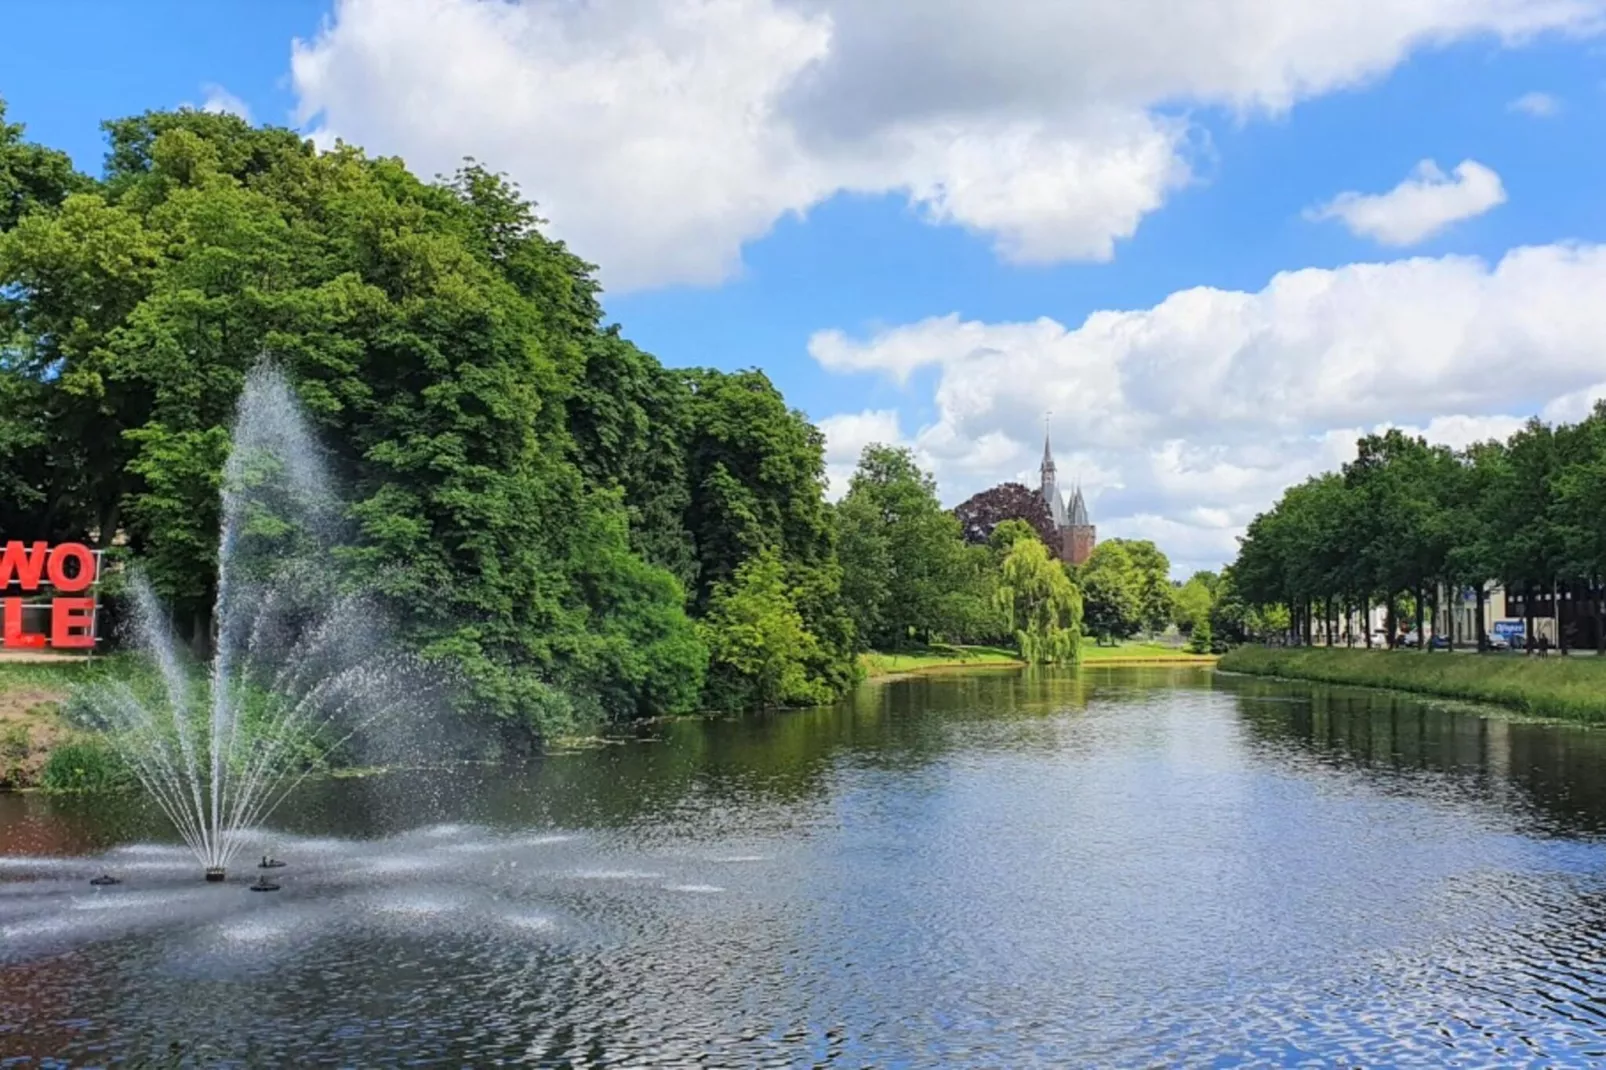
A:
0 542 49 591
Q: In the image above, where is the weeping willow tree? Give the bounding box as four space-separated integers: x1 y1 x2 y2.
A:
995 538 1083 664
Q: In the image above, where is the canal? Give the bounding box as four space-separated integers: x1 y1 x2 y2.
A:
4 666 1606 1066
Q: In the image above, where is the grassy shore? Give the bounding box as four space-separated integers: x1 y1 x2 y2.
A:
1218 646 1606 723
1080 642 1218 666
859 644 1023 678
0 655 112 789
859 641 1217 679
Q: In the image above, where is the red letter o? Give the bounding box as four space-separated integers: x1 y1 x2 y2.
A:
47 544 96 593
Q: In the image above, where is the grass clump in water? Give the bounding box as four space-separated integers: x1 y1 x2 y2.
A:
1218 646 1606 723
40 736 134 793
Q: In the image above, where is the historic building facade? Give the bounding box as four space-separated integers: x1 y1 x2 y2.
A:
1038 434 1096 566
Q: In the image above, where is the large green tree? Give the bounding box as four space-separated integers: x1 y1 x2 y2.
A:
995 537 1083 663
836 444 968 649
1077 541 1144 642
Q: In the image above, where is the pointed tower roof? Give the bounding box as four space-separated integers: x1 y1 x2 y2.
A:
1067 484 1090 528
1039 426 1068 528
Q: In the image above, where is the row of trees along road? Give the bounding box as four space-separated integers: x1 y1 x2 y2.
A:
1231 414 1606 653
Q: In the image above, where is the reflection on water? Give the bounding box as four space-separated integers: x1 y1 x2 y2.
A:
6 668 1606 1065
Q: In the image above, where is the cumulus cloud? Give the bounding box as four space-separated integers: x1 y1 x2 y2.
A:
810 243 1606 576
287 0 1604 290
199 84 253 123
1508 90 1562 115
1307 159 1507 245
817 409 906 500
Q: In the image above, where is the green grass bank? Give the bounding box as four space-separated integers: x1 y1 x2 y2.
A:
1217 646 1606 723
0 655 121 790
859 641 1217 679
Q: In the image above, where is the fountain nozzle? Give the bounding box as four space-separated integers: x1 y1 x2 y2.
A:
204 867 227 883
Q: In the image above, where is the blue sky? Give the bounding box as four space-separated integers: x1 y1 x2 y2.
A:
8 0 1606 575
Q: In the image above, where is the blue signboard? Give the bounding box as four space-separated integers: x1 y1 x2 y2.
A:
1491 619 1525 643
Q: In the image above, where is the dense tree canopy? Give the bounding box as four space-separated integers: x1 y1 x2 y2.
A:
1074 538 1172 642
837 445 970 649
0 103 856 733
953 482 1058 551
995 537 1082 664
1231 409 1606 653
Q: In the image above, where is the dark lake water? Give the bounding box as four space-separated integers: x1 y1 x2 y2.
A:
7 666 1606 1067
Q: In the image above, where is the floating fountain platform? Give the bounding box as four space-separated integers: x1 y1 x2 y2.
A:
204 868 227 883
89 875 121 886
249 878 280 892
259 856 286 869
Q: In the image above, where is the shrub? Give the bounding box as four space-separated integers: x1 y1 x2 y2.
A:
40 736 134 793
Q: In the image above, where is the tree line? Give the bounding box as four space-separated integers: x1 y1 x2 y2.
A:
0 102 857 735
0 102 1201 738
1229 412 1606 653
840 454 1187 656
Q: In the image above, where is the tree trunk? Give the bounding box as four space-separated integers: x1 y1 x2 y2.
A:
190 607 213 661
1557 579 1569 656
1364 596 1373 648
1443 581 1453 650
1597 576 1605 655
1415 583 1426 651
1476 584 1488 652
1525 581 1536 656
1385 596 1398 649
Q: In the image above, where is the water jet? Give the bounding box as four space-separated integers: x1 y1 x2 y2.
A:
69 363 428 883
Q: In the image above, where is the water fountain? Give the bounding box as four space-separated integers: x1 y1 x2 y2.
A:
72 363 432 884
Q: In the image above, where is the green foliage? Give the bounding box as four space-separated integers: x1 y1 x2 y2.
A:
1173 572 1215 632
0 100 872 734
699 549 837 710
40 736 134 793
1077 541 1143 642
988 519 1039 552
995 537 1082 664
1120 539 1175 634
837 444 969 649
1187 617 1214 655
1233 405 1606 653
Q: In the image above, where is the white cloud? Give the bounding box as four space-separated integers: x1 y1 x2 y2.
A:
809 242 1606 575
288 0 1604 290
1508 90 1563 115
1542 382 1606 422
816 409 906 500
1307 159 1507 245
199 84 253 123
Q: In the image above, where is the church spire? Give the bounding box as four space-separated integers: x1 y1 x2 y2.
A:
1038 415 1069 528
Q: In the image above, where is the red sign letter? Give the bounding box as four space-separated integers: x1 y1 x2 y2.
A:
2 597 46 648
0 542 49 592
46 543 96 593
50 598 97 649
